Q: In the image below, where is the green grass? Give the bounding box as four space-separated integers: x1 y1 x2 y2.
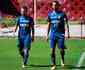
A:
0 38 85 70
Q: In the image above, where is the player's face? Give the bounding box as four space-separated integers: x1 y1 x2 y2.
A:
52 2 59 10
21 8 27 16
21 8 24 15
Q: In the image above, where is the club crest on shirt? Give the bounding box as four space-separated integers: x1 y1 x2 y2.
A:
19 17 29 23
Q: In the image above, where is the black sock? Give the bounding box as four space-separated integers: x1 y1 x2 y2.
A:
51 54 56 65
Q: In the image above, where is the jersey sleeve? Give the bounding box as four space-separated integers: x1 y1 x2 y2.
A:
16 17 19 26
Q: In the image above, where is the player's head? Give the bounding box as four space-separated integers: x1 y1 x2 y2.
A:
21 6 28 16
51 0 60 10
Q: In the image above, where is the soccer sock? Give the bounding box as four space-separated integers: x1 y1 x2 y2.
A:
23 48 29 65
51 54 56 65
19 48 24 58
20 51 24 58
60 49 65 64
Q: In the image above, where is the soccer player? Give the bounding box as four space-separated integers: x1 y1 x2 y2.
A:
14 6 34 68
47 1 69 70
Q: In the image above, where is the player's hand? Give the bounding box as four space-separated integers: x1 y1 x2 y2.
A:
13 27 16 32
13 29 16 32
67 34 70 39
13 25 18 32
31 36 34 42
46 35 49 42
68 35 70 38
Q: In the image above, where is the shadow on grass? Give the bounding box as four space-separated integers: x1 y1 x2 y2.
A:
29 64 51 67
64 65 85 69
18 65 85 70
29 64 85 69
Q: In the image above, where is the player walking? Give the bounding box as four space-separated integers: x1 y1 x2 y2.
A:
14 6 34 68
47 1 69 69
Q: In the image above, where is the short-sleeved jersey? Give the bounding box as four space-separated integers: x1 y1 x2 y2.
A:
48 10 67 34
17 16 34 37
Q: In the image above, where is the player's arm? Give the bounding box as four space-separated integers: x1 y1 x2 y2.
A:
46 12 51 41
31 19 34 42
64 14 70 38
47 22 51 36
47 20 51 41
15 23 18 32
14 18 19 32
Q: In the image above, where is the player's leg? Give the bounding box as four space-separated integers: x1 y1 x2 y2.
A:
49 39 56 69
23 47 30 66
60 48 65 67
50 41 56 65
18 38 24 58
23 47 29 67
58 37 65 67
18 47 24 58
22 36 31 67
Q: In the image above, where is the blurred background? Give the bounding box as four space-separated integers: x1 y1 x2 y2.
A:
0 0 85 37
0 1 85 70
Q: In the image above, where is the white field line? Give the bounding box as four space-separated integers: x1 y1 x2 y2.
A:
75 52 85 70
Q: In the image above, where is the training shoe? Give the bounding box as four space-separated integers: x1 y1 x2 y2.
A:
22 64 28 68
51 65 56 70
61 60 65 67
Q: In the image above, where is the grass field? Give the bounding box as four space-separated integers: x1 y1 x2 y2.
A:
0 38 85 70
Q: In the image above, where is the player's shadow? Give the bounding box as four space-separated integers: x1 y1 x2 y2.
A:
29 64 51 67
29 64 85 69
64 65 85 69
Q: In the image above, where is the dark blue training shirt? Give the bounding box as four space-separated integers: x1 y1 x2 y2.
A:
48 10 67 34
17 16 34 37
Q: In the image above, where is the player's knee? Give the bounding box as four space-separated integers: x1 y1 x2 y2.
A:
23 48 29 56
60 49 65 55
51 52 55 57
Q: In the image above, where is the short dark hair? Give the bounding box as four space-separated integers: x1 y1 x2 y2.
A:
51 0 60 6
22 6 28 12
